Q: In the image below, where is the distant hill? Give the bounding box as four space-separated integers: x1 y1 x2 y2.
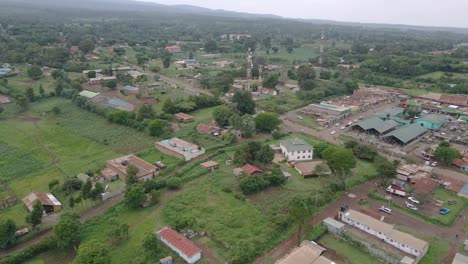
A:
1 0 468 34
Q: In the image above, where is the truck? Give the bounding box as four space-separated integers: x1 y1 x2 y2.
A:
386 185 406 197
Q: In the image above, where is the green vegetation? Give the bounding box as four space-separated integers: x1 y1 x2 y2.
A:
319 234 382 264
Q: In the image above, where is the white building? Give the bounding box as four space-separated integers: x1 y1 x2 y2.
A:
157 227 202 264
339 209 428 260
280 138 314 162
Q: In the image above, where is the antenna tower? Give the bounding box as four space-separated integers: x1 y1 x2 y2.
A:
319 27 325 66
246 48 253 80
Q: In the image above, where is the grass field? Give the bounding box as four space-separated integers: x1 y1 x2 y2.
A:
319 234 382 264
0 98 178 227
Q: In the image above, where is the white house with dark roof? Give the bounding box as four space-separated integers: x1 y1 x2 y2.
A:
280 138 313 162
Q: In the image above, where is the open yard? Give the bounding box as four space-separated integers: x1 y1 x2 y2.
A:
318 234 382 264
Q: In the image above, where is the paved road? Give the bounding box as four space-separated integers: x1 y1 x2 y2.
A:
0 193 124 257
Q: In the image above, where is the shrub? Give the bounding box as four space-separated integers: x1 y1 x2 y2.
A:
166 177 182 190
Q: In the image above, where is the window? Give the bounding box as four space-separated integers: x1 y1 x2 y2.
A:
308 155 311 158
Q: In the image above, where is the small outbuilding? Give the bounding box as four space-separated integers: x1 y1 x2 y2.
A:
159 256 173 264
76 173 90 183
294 161 330 178
23 192 62 214
240 164 263 175
174 112 195 123
200 161 219 171
101 167 118 181
323 217 345 235
157 227 202 264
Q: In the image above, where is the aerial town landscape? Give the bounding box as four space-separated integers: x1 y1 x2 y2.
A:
0 0 467 263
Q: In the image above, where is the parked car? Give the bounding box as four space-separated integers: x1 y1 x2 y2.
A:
331 131 336 135
340 126 346 130
439 208 450 215
378 206 392 214
405 202 418 211
297 115 303 120
424 161 430 166
408 197 420 204
431 161 438 167
448 200 457 205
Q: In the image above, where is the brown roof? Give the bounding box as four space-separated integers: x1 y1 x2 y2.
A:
196 123 215 134
453 158 468 168
106 154 157 178
413 178 438 193
201 160 218 168
174 112 194 120
101 167 117 178
439 94 468 106
359 208 383 221
294 161 324 176
23 192 61 211
158 227 201 258
241 164 263 175
274 241 333 264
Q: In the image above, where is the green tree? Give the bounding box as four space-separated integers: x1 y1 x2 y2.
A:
204 39 218 53
352 144 378 161
78 38 95 54
232 91 256 115
257 144 275 164
272 47 279 53
288 196 313 246
189 51 194 59
313 142 330 158
1 78 8 87
0 219 16 249
434 146 461 165
39 84 45 97
25 87 35 102
27 66 42 80
212 106 234 127
26 201 43 229
320 70 331 80
148 119 170 137
297 65 315 83
87 71 96 79
376 158 397 178
69 196 75 208
54 213 81 249
254 112 281 133
73 239 110 264
231 114 256 138
105 80 117 90
108 222 129 245
137 104 155 121
322 146 356 174
0 107 3 115
81 180 92 200
126 164 139 186
55 79 64 96
124 184 146 209
344 140 358 149
166 177 182 190
142 232 159 257
90 182 104 200
262 75 278 89
52 105 61 115
163 56 171 69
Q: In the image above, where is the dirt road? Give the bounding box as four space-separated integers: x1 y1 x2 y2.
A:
253 180 467 264
0 193 124 257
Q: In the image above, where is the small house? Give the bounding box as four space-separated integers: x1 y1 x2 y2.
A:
105 154 158 182
174 112 195 123
164 45 181 53
200 161 219 171
22 192 62 214
159 256 173 264
101 167 118 181
157 227 202 264
323 217 344 235
294 161 329 177
76 173 90 183
453 158 468 172
122 85 139 95
155 138 205 161
0 95 11 104
240 164 262 175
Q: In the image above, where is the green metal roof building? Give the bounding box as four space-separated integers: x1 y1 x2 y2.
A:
415 114 450 130
280 138 313 152
352 117 399 135
381 123 428 145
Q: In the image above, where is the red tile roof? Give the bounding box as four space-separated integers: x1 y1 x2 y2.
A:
165 45 181 50
241 164 263 175
439 94 468 106
174 112 194 120
158 227 201 258
196 123 215 135
453 158 468 168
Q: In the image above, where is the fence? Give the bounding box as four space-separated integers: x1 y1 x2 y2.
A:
102 187 126 201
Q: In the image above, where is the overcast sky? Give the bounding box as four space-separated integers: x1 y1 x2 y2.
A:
137 0 468 28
